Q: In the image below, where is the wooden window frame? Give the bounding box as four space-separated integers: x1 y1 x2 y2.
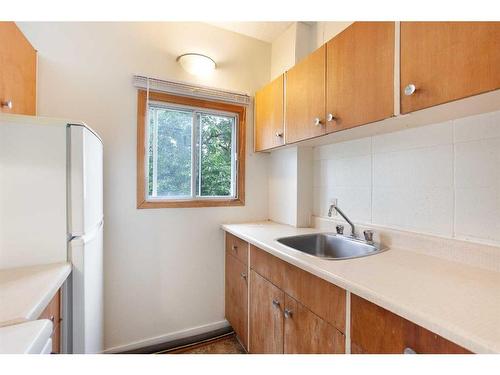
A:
137 90 246 208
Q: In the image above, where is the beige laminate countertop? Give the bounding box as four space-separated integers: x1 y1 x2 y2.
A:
0 262 71 327
222 221 500 354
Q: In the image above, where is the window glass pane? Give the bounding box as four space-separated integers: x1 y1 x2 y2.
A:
199 113 235 197
148 106 192 198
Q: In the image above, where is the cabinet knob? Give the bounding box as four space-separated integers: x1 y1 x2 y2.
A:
240 272 247 280
403 347 417 354
404 84 416 96
313 117 322 126
1 100 13 109
232 245 237 251
284 308 293 319
327 113 335 122
272 299 280 308
275 131 283 137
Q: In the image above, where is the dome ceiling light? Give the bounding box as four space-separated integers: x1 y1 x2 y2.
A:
177 53 216 76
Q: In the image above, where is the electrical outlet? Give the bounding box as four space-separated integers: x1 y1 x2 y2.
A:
329 198 338 216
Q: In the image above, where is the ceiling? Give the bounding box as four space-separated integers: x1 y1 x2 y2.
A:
207 22 294 43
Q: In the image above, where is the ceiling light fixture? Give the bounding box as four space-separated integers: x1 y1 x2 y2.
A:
177 53 216 76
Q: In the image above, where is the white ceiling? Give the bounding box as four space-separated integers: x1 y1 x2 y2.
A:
207 22 294 43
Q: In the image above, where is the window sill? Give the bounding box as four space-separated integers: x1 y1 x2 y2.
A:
137 198 245 209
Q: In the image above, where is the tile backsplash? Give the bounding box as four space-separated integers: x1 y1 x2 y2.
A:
313 110 500 246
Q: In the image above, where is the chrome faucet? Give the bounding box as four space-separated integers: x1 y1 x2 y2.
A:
328 203 356 238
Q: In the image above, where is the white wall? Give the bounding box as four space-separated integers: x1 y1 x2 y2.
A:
313 22 352 48
267 146 313 228
313 110 500 246
270 21 351 80
18 22 271 351
268 147 297 226
270 23 297 80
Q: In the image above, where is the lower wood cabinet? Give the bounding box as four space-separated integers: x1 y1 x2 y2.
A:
225 231 472 355
249 270 284 353
38 289 61 354
225 249 248 349
284 294 345 354
350 294 471 354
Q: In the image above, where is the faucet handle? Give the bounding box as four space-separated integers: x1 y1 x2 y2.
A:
363 230 374 243
336 225 344 235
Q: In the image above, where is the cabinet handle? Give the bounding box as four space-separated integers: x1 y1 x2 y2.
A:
275 132 283 137
1 100 13 109
272 299 280 308
231 245 237 251
404 84 416 96
327 113 335 122
284 308 293 319
403 347 417 354
240 272 247 280
313 117 322 126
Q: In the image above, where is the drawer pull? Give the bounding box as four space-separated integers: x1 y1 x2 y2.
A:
284 308 293 319
403 347 417 354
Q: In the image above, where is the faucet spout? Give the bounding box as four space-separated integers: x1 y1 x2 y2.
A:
328 204 356 238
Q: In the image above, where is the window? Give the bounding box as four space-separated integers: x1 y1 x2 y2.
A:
137 90 246 208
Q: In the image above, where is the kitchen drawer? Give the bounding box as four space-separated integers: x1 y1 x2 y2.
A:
351 294 471 354
225 232 248 265
38 289 61 354
250 245 346 333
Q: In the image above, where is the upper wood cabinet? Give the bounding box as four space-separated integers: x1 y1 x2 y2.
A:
254 74 284 151
351 294 471 354
285 45 326 143
326 22 394 132
400 22 500 114
0 22 36 115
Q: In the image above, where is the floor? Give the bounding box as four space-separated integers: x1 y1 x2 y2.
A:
166 333 246 354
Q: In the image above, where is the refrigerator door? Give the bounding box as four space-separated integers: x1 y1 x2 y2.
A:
69 125 103 237
69 222 103 354
0 114 67 269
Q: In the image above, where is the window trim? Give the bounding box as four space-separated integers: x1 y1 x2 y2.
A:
137 90 246 208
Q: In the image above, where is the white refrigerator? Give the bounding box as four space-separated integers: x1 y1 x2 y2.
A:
0 113 104 354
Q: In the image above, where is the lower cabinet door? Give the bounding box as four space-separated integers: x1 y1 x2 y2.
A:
351 294 471 354
225 252 248 349
249 270 284 353
284 295 345 354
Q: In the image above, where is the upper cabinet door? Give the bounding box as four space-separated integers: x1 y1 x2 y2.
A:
0 22 36 115
254 74 284 151
326 22 395 133
285 45 326 143
401 22 500 114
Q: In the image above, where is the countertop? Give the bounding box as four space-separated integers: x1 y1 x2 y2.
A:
0 262 71 327
0 319 53 354
222 221 500 354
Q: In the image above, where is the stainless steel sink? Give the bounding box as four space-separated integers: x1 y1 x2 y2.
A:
276 233 387 260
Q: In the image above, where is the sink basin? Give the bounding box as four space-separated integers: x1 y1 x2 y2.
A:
276 233 387 260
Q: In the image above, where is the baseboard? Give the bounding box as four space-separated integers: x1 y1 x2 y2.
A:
103 320 230 354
